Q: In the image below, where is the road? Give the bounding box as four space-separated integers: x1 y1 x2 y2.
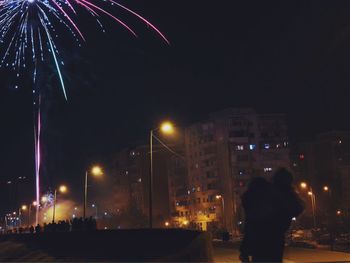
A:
214 247 350 263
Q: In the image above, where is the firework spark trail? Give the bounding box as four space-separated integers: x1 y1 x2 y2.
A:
0 0 168 224
33 97 41 226
0 0 169 97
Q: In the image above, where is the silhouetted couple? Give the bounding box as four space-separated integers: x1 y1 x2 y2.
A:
239 168 304 262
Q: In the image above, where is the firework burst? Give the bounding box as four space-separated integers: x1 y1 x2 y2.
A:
0 0 168 225
0 0 169 98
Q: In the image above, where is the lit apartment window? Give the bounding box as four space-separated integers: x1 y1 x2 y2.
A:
249 144 256 150
236 145 244 151
238 170 245 176
264 144 270 150
264 167 272 172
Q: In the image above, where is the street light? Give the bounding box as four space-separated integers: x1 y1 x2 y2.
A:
84 165 103 219
300 182 307 189
18 205 28 227
300 182 316 229
53 185 68 223
27 201 37 226
149 121 175 228
216 195 225 229
92 204 98 219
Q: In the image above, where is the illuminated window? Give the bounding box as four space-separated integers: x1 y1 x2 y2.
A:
299 154 305 160
264 167 272 172
236 145 244 151
249 144 256 150
264 144 270 149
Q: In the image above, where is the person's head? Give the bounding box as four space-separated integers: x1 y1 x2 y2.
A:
272 168 293 188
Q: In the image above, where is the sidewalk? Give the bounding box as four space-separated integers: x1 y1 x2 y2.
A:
213 247 350 263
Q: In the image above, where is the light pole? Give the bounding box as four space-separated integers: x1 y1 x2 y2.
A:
307 190 316 229
149 121 174 228
300 182 316 228
84 166 103 219
19 205 27 227
216 195 225 229
52 185 67 223
92 204 98 219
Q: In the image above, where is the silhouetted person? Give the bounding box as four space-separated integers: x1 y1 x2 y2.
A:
267 168 304 262
29 225 34 234
240 177 274 262
240 169 304 262
35 224 42 233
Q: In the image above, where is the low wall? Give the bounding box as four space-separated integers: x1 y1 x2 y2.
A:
0 229 214 262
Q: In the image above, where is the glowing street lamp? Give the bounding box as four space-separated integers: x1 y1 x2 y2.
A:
53 185 68 223
84 165 103 219
160 122 174 135
300 182 307 189
149 121 175 228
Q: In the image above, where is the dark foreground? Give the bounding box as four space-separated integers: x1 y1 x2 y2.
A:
0 229 213 262
213 246 350 262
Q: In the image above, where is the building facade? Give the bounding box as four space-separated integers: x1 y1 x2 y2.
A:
184 108 290 232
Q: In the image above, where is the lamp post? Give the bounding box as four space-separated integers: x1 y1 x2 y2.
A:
19 205 27 227
216 195 225 229
84 166 103 219
52 185 67 223
92 204 98 219
28 201 37 226
149 121 174 228
300 182 317 229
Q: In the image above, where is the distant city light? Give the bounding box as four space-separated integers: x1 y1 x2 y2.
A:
264 144 270 149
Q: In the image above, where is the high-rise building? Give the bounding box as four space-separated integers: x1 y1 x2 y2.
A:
184 108 290 232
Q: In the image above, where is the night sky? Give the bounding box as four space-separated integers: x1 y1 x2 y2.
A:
1 0 350 213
